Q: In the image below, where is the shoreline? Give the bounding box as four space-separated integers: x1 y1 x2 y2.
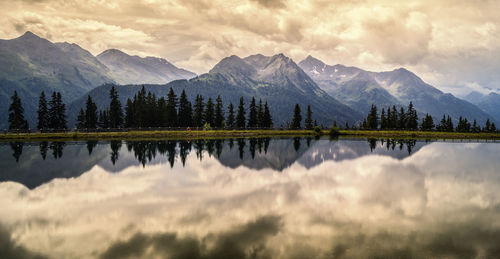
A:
0 129 499 141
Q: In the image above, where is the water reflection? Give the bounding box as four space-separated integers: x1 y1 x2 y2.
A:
0 138 433 189
1 138 499 258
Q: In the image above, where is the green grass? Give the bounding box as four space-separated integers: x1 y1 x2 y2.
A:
0 129 499 141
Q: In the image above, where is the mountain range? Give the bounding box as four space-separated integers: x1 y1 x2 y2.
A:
68 54 362 127
96 49 196 85
298 56 494 124
464 91 500 122
0 31 498 128
0 32 196 128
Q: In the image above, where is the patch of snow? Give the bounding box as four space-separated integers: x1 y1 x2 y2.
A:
311 66 320 75
334 68 338 73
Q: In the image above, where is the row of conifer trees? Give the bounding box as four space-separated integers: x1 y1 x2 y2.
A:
361 102 497 132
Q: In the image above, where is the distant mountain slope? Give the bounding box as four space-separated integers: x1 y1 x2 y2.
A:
97 49 196 85
464 91 500 122
299 56 402 114
68 54 363 127
299 56 494 124
0 32 115 128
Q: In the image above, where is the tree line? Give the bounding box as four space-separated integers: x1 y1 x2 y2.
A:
6 86 277 131
360 102 497 132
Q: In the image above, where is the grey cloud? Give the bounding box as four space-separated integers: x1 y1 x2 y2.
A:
250 0 286 9
100 215 282 259
0 224 47 259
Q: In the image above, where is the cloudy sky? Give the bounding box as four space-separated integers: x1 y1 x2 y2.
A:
1 0 499 96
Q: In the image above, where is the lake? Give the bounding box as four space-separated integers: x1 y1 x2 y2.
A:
0 137 499 258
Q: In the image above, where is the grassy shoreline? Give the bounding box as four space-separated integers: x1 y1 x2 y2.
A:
0 129 499 141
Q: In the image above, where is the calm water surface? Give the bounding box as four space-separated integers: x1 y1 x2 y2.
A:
0 137 499 258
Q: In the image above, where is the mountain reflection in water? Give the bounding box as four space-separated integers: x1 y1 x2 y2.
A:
1 138 426 189
0 138 499 259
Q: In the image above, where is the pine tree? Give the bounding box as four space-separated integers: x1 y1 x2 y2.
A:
178 90 192 127
124 98 134 128
134 86 147 127
406 102 418 130
109 86 123 128
48 92 66 130
204 97 214 126
37 91 49 130
226 102 235 129
472 119 479 133
8 91 28 130
157 97 167 127
367 104 378 129
304 105 313 130
485 119 491 132
193 95 204 127
446 115 454 132
145 92 157 127
247 97 258 128
236 97 246 128
263 102 273 128
85 95 98 129
380 108 387 129
165 87 178 127
214 95 224 128
48 92 58 129
398 107 407 129
56 92 67 130
291 103 302 129
257 99 264 128
76 108 86 129
98 110 110 128
421 114 434 131
491 122 497 132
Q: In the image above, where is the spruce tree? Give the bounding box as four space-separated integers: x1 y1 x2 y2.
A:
491 122 497 132
48 92 66 130
124 98 134 128
406 102 418 130
178 90 192 127
109 86 123 128
421 114 434 131
76 108 86 129
291 103 302 129
98 110 110 128
145 92 157 127
56 92 67 130
398 107 406 129
304 105 313 130
446 115 454 132
247 97 258 128
8 91 28 130
367 104 378 129
226 102 235 129
166 87 178 127
204 97 214 126
257 99 264 128
236 97 246 128
263 102 272 129
134 87 147 127
85 95 98 129
214 95 224 128
193 95 204 127
157 97 167 127
380 108 387 129
485 119 491 132
37 91 49 130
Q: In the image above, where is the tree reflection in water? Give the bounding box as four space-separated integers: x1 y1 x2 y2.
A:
5 138 427 166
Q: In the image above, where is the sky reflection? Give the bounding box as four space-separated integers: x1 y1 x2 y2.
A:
0 139 499 258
